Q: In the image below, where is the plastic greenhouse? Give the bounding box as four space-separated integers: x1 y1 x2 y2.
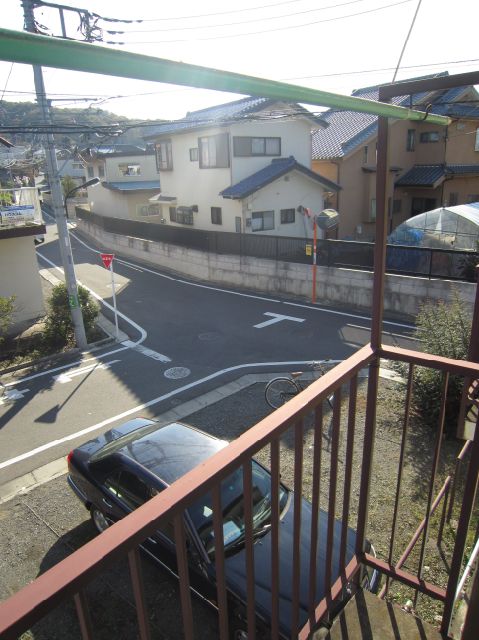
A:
388 203 479 250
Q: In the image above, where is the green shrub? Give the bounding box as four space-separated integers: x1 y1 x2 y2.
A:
44 283 100 347
0 295 15 343
412 293 471 434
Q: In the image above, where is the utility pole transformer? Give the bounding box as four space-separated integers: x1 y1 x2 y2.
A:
22 0 88 349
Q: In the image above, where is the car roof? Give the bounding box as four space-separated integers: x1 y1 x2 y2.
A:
108 422 227 486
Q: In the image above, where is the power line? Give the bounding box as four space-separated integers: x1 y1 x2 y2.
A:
1 63 14 102
107 0 413 44
105 0 368 34
92 0 306 23
392 0 423 82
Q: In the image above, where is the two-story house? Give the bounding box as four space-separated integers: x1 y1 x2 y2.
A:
312 73 479 240
82 144 161 221
145 97 339 238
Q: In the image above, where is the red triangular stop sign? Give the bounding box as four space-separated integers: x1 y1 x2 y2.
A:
101 253 114 269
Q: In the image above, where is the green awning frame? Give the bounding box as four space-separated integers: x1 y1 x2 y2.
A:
0 28 451 126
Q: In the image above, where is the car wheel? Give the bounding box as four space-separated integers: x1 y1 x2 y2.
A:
91 507 110 533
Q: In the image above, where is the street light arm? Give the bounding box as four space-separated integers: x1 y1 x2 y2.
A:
65 177 100 201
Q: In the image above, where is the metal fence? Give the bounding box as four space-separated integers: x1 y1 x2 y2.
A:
76 209 479 282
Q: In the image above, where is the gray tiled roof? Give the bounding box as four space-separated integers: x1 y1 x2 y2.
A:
144 96 325 138
312 73 478 160
220 156 339 199
447 164 479 175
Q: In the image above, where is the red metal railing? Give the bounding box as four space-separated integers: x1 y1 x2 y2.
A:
0 344 478 639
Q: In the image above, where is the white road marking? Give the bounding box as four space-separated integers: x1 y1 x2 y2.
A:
0 388 30 403
345 323 420 341
254 312 305 329
122 341 171 362
0 359 339 470
53 360 121 383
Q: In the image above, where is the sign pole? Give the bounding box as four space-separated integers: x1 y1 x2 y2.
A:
312 217 317 304
101 253 119 339
110 263 119 339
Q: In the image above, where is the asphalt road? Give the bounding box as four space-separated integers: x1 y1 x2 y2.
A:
0 218 418 486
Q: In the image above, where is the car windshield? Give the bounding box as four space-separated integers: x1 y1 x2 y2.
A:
187 460 288 557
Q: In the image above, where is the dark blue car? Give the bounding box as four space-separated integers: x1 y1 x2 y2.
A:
67 419 379 639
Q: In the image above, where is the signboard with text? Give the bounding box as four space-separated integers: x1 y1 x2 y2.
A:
101 253 114 269
0 204 35 226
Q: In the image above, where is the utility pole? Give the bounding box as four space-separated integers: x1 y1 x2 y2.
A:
22 0 88 349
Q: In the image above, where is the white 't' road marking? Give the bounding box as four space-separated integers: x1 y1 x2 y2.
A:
53 360 121 383
254 312 305 329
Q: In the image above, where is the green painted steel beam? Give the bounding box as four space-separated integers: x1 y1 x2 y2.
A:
0 28 451 125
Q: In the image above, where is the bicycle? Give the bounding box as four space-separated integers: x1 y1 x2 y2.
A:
264 361 335 410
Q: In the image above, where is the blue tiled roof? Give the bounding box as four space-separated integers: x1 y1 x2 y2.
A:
102 181 161 192
144 96 325 138
395 165 445 187
312 72 479 160
395 164 479 187
447 164 479 175
220 157 339 199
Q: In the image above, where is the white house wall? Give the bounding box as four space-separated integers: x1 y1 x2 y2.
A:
242 170 325 238
229 117 312 183
89 185 130 219
0 237 44 327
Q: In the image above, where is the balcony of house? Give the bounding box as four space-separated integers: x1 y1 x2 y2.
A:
0 186 46 240
0 343 477 640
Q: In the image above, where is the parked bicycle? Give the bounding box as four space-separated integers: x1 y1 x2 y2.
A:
265 360 335 410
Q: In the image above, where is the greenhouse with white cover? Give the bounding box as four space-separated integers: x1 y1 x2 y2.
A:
388 202 479 250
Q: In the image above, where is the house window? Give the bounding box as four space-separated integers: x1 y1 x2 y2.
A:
156 140 173 171
419 131 440 143
475 129 479 152
448 192 459 206
363 146 368 164
369 199 376 222
252 210 274 232
119 163 141 176
392 199 402 214
87 165 94 178
72 162 83 170
406 129 416 151
199 133 229 168
98 164 105 178
211 207 222 225
169 206 193 225
138 204 160 217
280 208 295 224
233 136 281 157
189 147 198 161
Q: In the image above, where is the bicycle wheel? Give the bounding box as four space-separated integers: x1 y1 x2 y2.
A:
265 377 300 409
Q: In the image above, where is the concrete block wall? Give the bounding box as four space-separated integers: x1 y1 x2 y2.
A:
78 219 476 320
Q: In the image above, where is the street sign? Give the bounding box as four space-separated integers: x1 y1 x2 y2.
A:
101 253 114 269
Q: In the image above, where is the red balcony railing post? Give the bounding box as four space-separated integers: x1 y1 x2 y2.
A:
243 460 256 640
270 437 281 640
308 404 324 627
212 486 229 640
174 514 194 640
291 420 304 637
128 547 152 640
73 590 94 640
442 413 479 635
339 376 357 571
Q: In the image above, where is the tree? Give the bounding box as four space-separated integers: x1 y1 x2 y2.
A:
43 283 100 347
411 293 472 435
61 175 78 198
0 295 15 344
